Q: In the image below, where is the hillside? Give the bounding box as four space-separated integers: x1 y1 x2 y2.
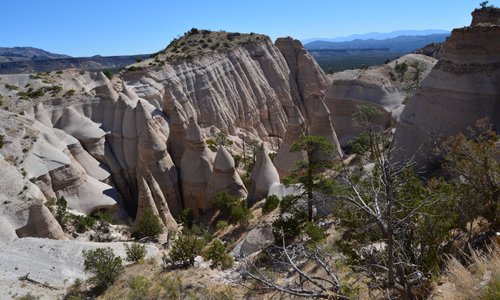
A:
304 33 450 52
306 33 449 72
0 47 70 63
0 8 498 300
0 54 149 74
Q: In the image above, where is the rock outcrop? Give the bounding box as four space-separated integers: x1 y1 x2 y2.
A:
393 8 500 166
206 146 248 206
180 119 215 214
249 145 280 203
0 217 18 247
273 107 307 177
0 31 344 240
325 54 437 146
15 204 67 240
275 37 343 156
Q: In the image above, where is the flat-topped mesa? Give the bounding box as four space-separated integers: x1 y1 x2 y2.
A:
156 29 271 61
206 146 248 207
179 118 215 214
471 7 500 26
393 9 500 167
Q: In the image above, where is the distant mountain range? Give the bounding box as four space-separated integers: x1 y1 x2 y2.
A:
0 47 71 63
301 29 450 44
304 33 450 53
0 47 148 74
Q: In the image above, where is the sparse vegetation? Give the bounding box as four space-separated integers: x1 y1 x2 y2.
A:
125 243 147 263
63 89 75 97
179 208 195 230
214 191 251 225
4 83 19 91
163 233 205 269
82 247 124 294
102 69 113 79
206 132 233 152
262 194 280 214
73 215 96 233
133 208 164 239
202 239 234 269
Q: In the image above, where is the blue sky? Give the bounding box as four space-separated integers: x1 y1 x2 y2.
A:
0 0 484 57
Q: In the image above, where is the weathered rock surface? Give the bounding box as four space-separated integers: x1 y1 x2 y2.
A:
0 238 159 300
249 145 280 203
206 146 248 206
275 37 343 156
0 32 342 239
273 106 307 177
325 54 437 146
180 119 215 214
232 224 274 258
0 217 18 247
15 204 67 240
393 8 500 166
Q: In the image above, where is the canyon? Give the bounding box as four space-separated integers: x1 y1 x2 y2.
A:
0 7 498 299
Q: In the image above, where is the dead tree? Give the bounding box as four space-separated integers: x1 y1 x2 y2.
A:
242 236 349 299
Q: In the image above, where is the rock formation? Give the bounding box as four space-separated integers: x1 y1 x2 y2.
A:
0 217 18 247
249 145 280 203
325 54 437 146
273 106 307 177
275 37 343 156
179 119 215 214
393 8 500 166
206 146 248 206
0 31 344 240
15 204 67 240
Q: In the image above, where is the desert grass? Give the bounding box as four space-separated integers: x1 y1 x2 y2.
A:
441 242 499 300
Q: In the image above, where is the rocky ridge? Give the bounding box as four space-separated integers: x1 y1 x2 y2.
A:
393 8 500 166
0 30 341 246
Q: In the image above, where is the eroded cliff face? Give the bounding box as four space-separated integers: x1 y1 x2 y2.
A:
325 54 437 146
0 31 341 241
393 8 500 166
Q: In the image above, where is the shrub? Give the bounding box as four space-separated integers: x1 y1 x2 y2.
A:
125 243 147 263
214 192 251 224
127 275 149 300
82 247 123 294
92 210 113 223
262 195 280 214
103 69 113 80
65 278 87 300
202 239 234 270
63 89 75 97
47 85 62 95
163 233 205 268
188 28 199 35
55 196 68 229
159 275 182 299
15 294 39 300
133 208 164 239
73 215 96 233
0 134 4 149
395 61 408 76
303 222 327 244
179 208 194 229
4 83 18 91
216 220 228 231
